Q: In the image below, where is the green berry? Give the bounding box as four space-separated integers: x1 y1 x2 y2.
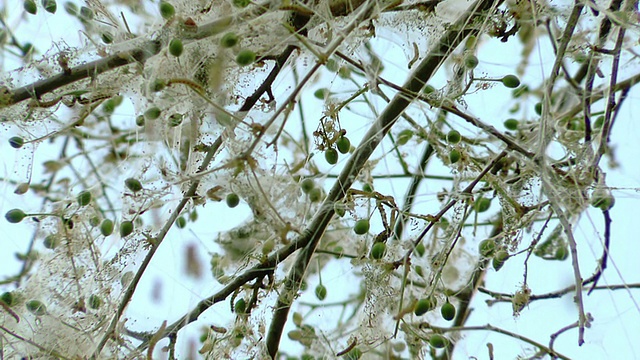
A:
235 298 247 314
9 136 24 149
479 239 496 257
176 216 187 228
315 284 327 300
441 302 456 321
220 32 239 48
334 202 346 217
77 191 91 206
534 102 542 115
429 334 448 348
308 188 322 202
101 32 114 44
362 183 374 193
24 0 37 15
88 294 102 309
7 209 28 224
464 54 478 69
314 88 328 99
125 178 143 192
236 49 256 66
474 197 491 212
370 242 386 260
169 113 183 127
100 219 114 236
226 193 240 208
447 130 461 144
26 300 47 316
414 297 436 316
43 234 61 249
64 2 78 15
336 136 351 154
150 79 166 92
325 148 338 165
593 115 604 129
591 187 615 211
89 216 101 227
120 221 134 237
423 85 436 94
504 119 519 130
136 115 145 126
492 250 509 271
232 0 250 7
42 0 57 14
1 291 16 306
501 74 520 88
353 219 370 235
159 1 175 19
449 149 461 164
169 38 183 57
397 129 413 145
144 107 161 120
300 178 315 194
79 6 94 20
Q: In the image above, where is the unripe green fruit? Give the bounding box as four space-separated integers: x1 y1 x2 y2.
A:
362 183 374 193
88 294 102 309
77 191 92 206
429 334 447 348
101 32 114 44
169 38 183 57
325 148 338 165
315 284 327 300
64 2 78 15
43 234 60 249
449 149 461 164
159 1 175 19
370 242 386 260
474 197 491 212
42 0 57 14
226 193 240 208
236 49 256 66
5 209 27 223
441 302 456 321
501 74 520 88
353 219 370 235
336 136 351 154
120 221 134 237
334 203 346 217
24 0 37 15
464 54 478 69
308 188 322 202
125 178 143 192
220 32 239 48
397 129 413 145
80 6 94 20
89 216 100 227
479 239 496 257
150 79 166 92
314 88 328 99
169 113 183 127
423 85 436 94
504 118 519 130
300 178 315 194
414 296 436 316
232 0 250 7
593 115 604 129
492 250 509 271
447 129 461 144
235 298 247 314
1 291 16 306
9 136 24 149
176 216 187 228
26 300 47 316
534 102 542 115
144 107 161 120
591 188 615 211
100 219 114 236
136 115 145 126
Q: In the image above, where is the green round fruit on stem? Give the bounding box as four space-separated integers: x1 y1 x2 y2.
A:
593 115 604 129
353 219 370 235
100 219 114 236
504 118 519 130
336 136 351 154
501 74 520 88
315 284 327 300
64 2 78 15
43 234 60 249
9 136 24 149
591 188 615 211
5 209 26 223
101 32 114 44
492 250 509 271
169 38 183 57
300 178 315 194
534 102 542 115
80 6 94 20
26 300 47 316
120 221 134 237
88 294 102 309
464 54 478 69
150 79 166 92
441 302 456 321
176 216 187 228
397 129 413 145
479 239 496 257
370 242 386 260
429 334 448 348
234 298 247 314
159 1 175 19
236 49 256 66
1 291 16 306
24 0 37 15
77 191 92 206
325 148 339 165
136 115 145 126
449 149 461 164
125 178 143 192
446 129 461 144
144 107 161 120
308 188 322 202
334 202 346 217
314 88 328 99
414 297 437 316
423 85 436 94
220 32 239 48
226 193 240 208
42 0 57 14
474 197 491 212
